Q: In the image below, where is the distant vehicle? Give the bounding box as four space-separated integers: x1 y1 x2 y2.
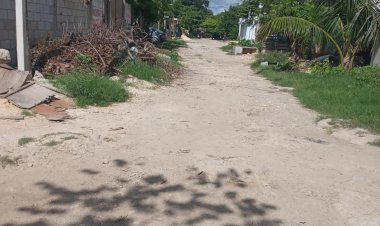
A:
149 28 167 43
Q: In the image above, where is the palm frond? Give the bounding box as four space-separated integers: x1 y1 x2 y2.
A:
257 17 344 65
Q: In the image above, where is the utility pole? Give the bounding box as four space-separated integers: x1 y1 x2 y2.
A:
15 0 29 71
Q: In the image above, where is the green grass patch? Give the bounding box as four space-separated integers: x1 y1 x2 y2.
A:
221 45 234 53
254 67 380 133
62 136 78 141
158 39 187 50
168 50 180 63
18 137 35 146
21 110 35 117
43 140 62 147
53 72 129 107
0 155 17 168
120 61 171 85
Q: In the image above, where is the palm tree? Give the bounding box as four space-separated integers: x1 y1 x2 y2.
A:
257 0 380 69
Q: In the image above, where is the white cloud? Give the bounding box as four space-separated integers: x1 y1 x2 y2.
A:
209 0 241 14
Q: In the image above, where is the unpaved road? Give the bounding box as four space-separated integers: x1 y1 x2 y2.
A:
1 39 380 226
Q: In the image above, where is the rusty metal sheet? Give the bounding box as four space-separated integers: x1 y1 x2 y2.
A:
7 84 56 109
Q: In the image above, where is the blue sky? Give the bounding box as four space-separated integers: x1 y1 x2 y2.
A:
209 0 241 14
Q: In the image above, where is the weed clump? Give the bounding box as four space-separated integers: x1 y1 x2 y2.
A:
54 72 129 107
0 156 17 168
253 51 295 71
18 137 35 146
21 111 35 117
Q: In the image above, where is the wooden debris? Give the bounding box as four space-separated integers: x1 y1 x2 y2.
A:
0 116 24 121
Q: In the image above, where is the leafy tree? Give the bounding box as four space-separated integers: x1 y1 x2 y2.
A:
127 0 173 26
201 16 222 34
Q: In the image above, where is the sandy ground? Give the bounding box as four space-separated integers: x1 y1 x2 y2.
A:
0 39 380 226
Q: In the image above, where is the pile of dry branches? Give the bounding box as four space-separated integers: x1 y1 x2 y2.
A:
31 25 158 75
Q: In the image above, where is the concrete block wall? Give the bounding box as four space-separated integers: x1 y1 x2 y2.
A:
0 0 17 64
0 0 106 65
56 0 91 35
26 0 56 46
92 0 105 26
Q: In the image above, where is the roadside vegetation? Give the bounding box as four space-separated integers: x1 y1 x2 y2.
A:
120 61 171 85
213 0 380 135
158 39 187 51
252 52 380 133
50 37 184 108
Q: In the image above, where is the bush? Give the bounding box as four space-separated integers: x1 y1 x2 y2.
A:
120 61 171 85
253 51 295 71
238 39 254 47
54 72 128 107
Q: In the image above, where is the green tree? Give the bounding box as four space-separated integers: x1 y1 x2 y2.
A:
201 16 222 34
127 0 172 26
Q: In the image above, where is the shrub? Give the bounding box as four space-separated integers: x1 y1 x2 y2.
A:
311 61 346 76
54 72 129 107
254 51 295 71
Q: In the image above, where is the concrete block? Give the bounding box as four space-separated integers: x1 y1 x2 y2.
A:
0 40 11 49
7 10 15 19
1 0 13 10
0 49 11 63
0 9 8 19
232 46 243 55
0 29 9 39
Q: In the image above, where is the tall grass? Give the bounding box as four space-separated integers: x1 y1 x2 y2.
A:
54 72 129 107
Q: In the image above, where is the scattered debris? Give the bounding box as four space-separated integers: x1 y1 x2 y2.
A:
0 66 31 96
179 149 191 154
31 26 159 75
303 137 329 145
32 99 72 121
7 83 56 109
109 127 124 131
0 116 24 121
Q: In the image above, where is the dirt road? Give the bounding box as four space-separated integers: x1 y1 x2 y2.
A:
1 39 380 226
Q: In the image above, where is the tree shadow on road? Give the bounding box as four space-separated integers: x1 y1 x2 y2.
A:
3 163 282 226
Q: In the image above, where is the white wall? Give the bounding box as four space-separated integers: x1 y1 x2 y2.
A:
372 39 380 67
